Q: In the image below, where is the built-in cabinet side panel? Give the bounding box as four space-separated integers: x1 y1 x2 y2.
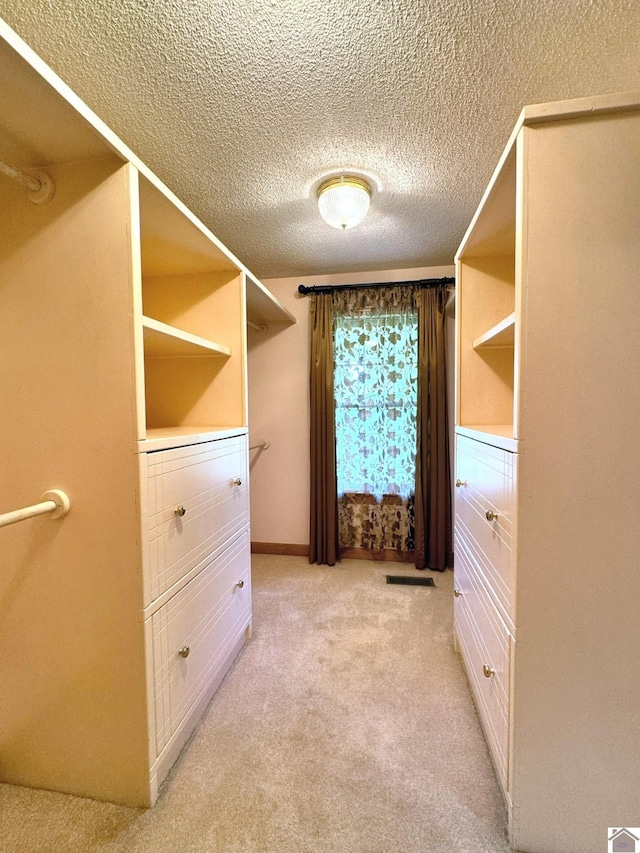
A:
0 21 287 810
510 114 640 851
239 272 249 425
456 101 640 853
0 158 150 805
512 132 526 444
128 165 147 441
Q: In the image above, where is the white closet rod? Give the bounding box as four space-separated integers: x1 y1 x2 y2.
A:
247 320 267 333
0 156 41 192
249 440 270 451
0 489 71 529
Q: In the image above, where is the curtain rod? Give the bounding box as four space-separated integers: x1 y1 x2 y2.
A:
297 276 455 296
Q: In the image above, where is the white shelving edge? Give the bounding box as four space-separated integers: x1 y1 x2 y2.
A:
139 426 248 453
142 316 231 358
472 312 515 350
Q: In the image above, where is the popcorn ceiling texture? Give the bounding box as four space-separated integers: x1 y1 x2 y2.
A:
1 0 639 278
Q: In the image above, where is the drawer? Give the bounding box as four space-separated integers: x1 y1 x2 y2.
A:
150 529 251 757
455 433 516 622
143 434 248 603
454 537 511 794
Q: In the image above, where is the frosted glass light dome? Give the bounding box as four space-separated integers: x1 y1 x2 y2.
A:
317 175 371 230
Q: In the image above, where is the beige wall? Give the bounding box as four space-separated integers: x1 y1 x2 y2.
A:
247 265 455 547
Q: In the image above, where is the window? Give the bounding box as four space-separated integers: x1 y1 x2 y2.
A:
334 310 418 501
309 283 451 567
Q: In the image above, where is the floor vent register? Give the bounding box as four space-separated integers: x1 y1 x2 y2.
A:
386 575 435 587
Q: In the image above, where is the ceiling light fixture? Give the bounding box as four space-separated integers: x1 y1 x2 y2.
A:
317 175 371 230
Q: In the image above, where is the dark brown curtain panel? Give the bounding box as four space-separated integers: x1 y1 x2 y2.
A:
309 293 340 565
414 287 452 570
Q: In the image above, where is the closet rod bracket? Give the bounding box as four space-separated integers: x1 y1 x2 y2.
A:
0 489 71 529
0 158 56 204
26 169 56 205
40 489 71 519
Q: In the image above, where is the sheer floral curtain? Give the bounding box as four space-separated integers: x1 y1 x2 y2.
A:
332 287 418 559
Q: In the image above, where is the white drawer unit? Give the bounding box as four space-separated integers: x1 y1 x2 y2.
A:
455 434 515 625
454 432 513 798
141 433 252 800
143 434 249 604
151 529 251 757
454 533 510 794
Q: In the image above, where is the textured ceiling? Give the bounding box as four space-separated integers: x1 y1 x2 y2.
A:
1 0 639 279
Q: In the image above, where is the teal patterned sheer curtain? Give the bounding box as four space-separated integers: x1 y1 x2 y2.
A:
334 313 417 498
332 287 418 555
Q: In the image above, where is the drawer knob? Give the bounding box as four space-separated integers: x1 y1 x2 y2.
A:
485 509 499 521
236 579 245 589
453 587 463 598
455 479 466 487
178 646 190 659
482 664 495 678
174 505 187 517
233 477 242 486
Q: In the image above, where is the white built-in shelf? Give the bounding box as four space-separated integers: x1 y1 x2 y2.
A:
473 312 515 350
246 273 296 326
142 316 231 358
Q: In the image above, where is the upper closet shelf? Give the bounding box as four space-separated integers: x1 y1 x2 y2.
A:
246 273 296 326
142 316 231 358
473 312 515 350
0 22 296 328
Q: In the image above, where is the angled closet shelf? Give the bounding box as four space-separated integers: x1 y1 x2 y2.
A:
245 271 296 327
0 17 294 810
142 316 232 358
471 311 515 350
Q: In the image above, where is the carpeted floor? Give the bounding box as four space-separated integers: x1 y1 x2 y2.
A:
0 555 510 853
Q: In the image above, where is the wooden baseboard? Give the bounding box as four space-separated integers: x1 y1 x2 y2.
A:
339 547 415 564
251 542 309 557
250 543 418 564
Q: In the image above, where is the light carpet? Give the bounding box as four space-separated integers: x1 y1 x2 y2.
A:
0 555 510 853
